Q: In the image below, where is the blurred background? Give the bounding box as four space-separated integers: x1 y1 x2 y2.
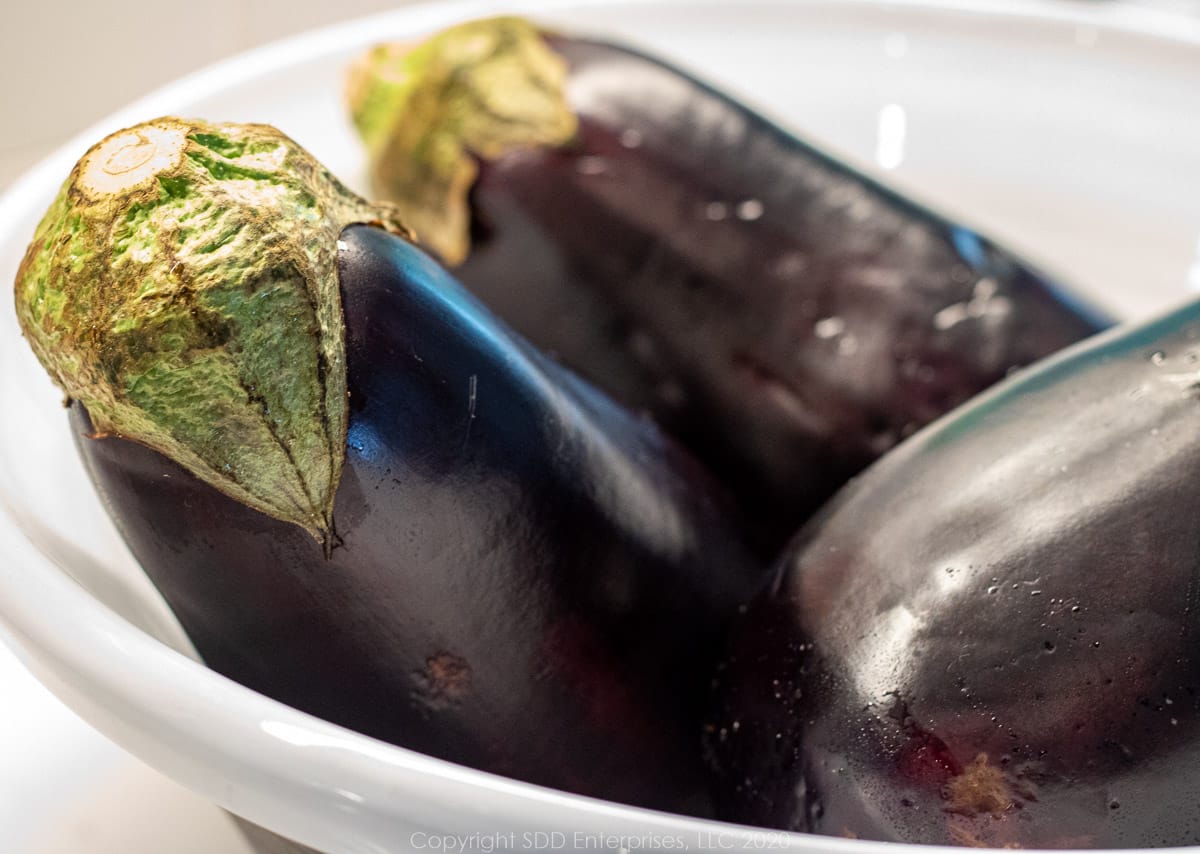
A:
0 0 423 191
2 0 1199 192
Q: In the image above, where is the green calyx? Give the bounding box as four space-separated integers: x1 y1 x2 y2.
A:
14 117 411 548
346 15 578 265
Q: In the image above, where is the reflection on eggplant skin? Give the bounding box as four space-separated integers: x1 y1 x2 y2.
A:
710 302 1200 847
72 225 761 819
447 35 1113 550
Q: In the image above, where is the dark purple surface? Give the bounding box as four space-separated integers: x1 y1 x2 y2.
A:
450 35 1111 547
708 305 1200 846
72 225 761 818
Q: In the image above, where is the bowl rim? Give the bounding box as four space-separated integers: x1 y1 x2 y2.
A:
1 0 1198 851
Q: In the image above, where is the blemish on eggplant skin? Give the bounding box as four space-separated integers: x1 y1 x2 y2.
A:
944 753 1014 818
462 374 478 450
417 652 473 708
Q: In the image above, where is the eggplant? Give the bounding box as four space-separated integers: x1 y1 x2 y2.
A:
348 16 1112 546
707 302 1200 846
15 118 761 816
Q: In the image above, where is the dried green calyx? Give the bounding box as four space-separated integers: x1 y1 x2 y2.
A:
14 117 410 547
346 15 578 265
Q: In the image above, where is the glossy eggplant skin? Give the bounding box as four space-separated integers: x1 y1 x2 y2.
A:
707 304 1200 847
451 35 1110 545
72 224 761 817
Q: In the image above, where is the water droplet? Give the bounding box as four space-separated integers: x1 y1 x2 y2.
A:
619 128 642 148
814 316 845 339
1043 641 1056 652
933 302 969 331
773 252 808 277
575 156 608 176
973 278 998 300
986 585 999 595
1151 351 1167 365
736 199 764 221
705 201 728 221
849 199 874 221
825 184 859 207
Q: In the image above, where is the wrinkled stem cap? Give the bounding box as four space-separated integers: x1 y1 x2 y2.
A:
346 16 578 265
14 117 411 547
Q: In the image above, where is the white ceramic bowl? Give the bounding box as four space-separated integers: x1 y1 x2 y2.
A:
2 1 1200 852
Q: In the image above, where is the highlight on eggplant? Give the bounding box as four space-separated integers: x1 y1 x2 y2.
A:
707 305 1200 847
347 16 1112 546
15 117 764 817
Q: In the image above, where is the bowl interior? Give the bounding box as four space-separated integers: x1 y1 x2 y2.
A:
0 1 1199 851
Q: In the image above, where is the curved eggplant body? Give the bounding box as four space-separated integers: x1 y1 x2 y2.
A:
446 35 1110 543
708 304 1200 846
73 225 760 816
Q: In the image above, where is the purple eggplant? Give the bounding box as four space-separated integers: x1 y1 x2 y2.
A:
708 304 1200 846
15 119 761 816
348 16 1112 545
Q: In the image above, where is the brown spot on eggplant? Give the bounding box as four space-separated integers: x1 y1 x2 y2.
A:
944 754 1016 818
417 653 472 708
709 306 1200 846
72 225 761 818
381 31 1114 548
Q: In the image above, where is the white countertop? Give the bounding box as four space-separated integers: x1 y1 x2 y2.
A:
0 0 426 195
0 643 251 852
